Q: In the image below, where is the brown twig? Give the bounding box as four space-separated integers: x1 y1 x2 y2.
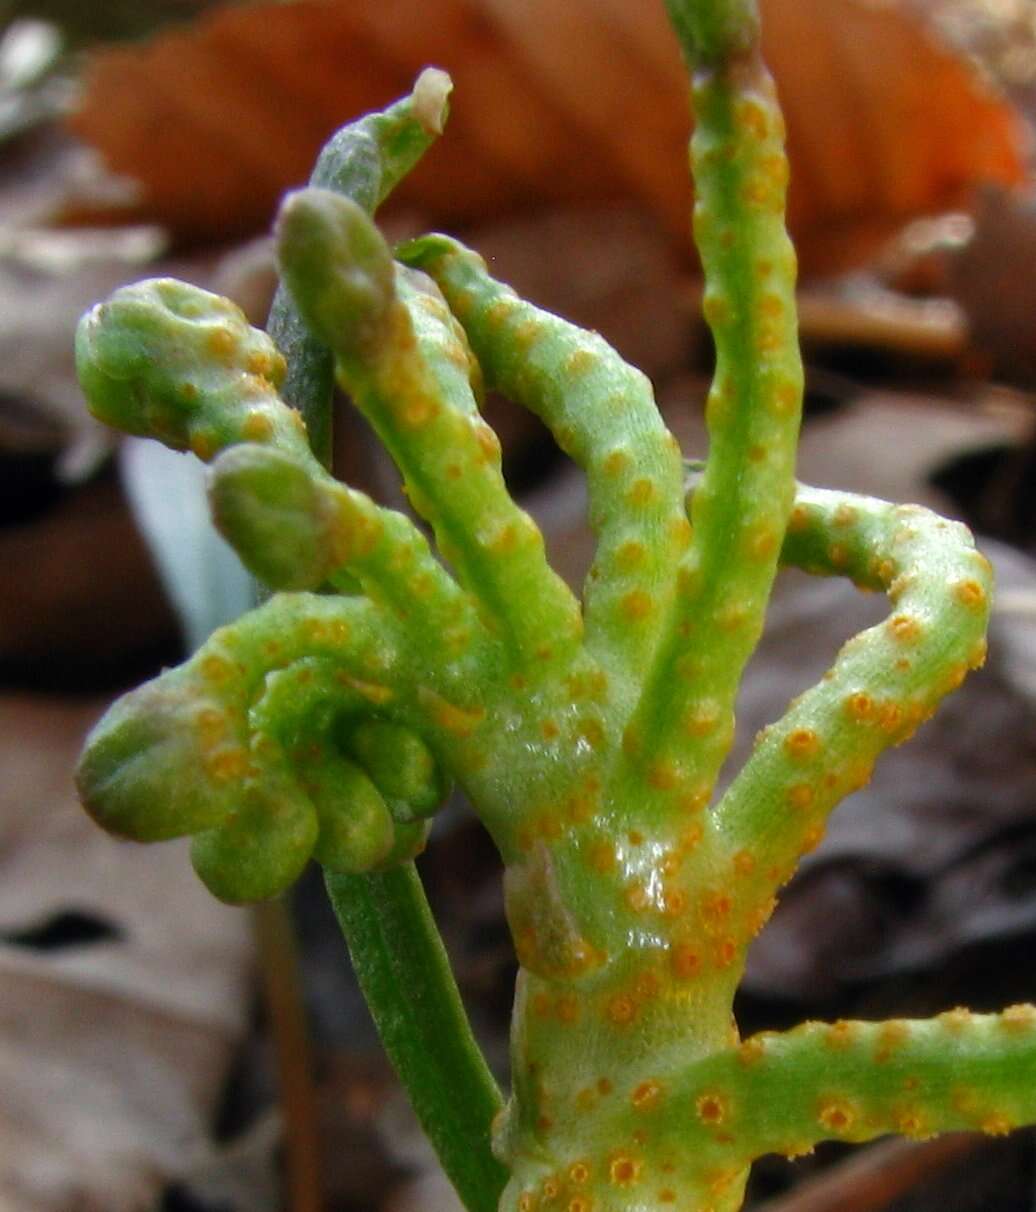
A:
253 899 324 1212
752 1134 984 1212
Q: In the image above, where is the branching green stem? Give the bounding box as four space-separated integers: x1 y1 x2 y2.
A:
71 10 1024 1212
398 235 687 696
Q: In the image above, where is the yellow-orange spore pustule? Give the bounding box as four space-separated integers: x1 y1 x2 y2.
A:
396 236 688 698
710 484 992 922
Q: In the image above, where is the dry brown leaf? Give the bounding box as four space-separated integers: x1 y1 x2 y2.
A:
763 0 1029 272
795 281 968 362
0 694 253 1210
65 0 1027 274
947 185 1036 381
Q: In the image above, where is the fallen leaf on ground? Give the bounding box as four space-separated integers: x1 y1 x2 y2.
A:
947 186 1036 383
65 0 1027 274
0 694 253 1210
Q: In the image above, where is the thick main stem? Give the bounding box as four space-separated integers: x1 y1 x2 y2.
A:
493 5 798 1208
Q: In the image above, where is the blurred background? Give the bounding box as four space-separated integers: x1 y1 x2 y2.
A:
2 1 1036 1209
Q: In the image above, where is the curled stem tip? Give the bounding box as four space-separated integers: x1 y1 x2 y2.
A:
411 66 453 136
275 188 396 359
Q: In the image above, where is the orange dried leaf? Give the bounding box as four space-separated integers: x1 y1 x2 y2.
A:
66 0 1027 274
762 0 1029 272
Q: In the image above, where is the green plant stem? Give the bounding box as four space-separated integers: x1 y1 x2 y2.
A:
637 1010 1036 1161
71 10 1016 1212
397 233 687 697
622 4 803 816
267 68 451 463
325 868 508 1212
664 0 759 63
278 200 582 668
712 483 991 915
